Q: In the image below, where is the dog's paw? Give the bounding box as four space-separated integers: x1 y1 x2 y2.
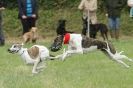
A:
61 55 66 61
129 58 133 62
37 65 46 70
32 71 38 74
125 65 130 68
39 69 44 72
61 51 68 61
61 55 65 61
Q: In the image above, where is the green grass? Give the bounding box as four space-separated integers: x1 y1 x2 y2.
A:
0 39 133 88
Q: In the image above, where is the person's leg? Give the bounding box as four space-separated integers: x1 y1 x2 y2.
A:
21 19 29 34
108 17 115 39
25 18 34 32
115 18 120 40
31 18 36 27
0 25 5 45
89 11 97 24
0 14 5 45
28 18 36 29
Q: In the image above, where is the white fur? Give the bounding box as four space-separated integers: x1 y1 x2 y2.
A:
61 34 98 60
83 46 98 53
62 34 83 60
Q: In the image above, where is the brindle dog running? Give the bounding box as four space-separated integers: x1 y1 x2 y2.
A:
50 33 133 68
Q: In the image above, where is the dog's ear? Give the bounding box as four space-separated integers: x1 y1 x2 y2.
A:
58 19 66 23
63 19 66 22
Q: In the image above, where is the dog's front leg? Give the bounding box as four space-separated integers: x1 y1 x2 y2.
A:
62 48 68 61
62 49 83 61
32 59 40 74
62 48 74 61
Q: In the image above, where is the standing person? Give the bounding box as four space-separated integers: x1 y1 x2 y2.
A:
0 1 5 46
17 0 38 35
127 0 133 17
78 0 97 37
104 0 126 40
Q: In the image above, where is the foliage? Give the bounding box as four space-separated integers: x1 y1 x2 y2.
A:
2 0 133 37
4 0 128 10
3 9 133 37
4 0 81 9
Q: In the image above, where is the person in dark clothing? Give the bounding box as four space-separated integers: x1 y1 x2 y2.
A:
104 0 126 40
17 0 38 35
0 1 5 46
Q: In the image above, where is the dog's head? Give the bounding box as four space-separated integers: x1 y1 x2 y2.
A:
50 35 64 52
56 19 67 35
82 17 88 29
30 27 37 33
58 19 66 27
8 43 24 54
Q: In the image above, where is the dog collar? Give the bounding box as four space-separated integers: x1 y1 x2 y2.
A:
63 33 70 44
20 50 25 56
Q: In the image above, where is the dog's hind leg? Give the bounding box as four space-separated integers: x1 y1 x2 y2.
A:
103 50 130 68
116 59 130 68
102 42 128 68
102 50 127 67
121 55 133 62
115 51 133 62
62 48 68 61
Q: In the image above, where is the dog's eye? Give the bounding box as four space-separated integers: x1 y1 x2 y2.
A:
13 46 16 48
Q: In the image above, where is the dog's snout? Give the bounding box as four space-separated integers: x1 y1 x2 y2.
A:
7 49 12 53
7 49 10 51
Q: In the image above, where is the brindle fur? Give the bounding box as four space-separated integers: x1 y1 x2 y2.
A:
82 36 116 54
51 35 116 54
50 35 64 52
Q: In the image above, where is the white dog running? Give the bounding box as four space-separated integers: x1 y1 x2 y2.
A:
8 43 55 74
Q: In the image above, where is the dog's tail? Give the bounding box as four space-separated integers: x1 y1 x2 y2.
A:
50 54 55 57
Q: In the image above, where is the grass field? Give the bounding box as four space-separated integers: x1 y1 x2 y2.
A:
0 38 133 88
